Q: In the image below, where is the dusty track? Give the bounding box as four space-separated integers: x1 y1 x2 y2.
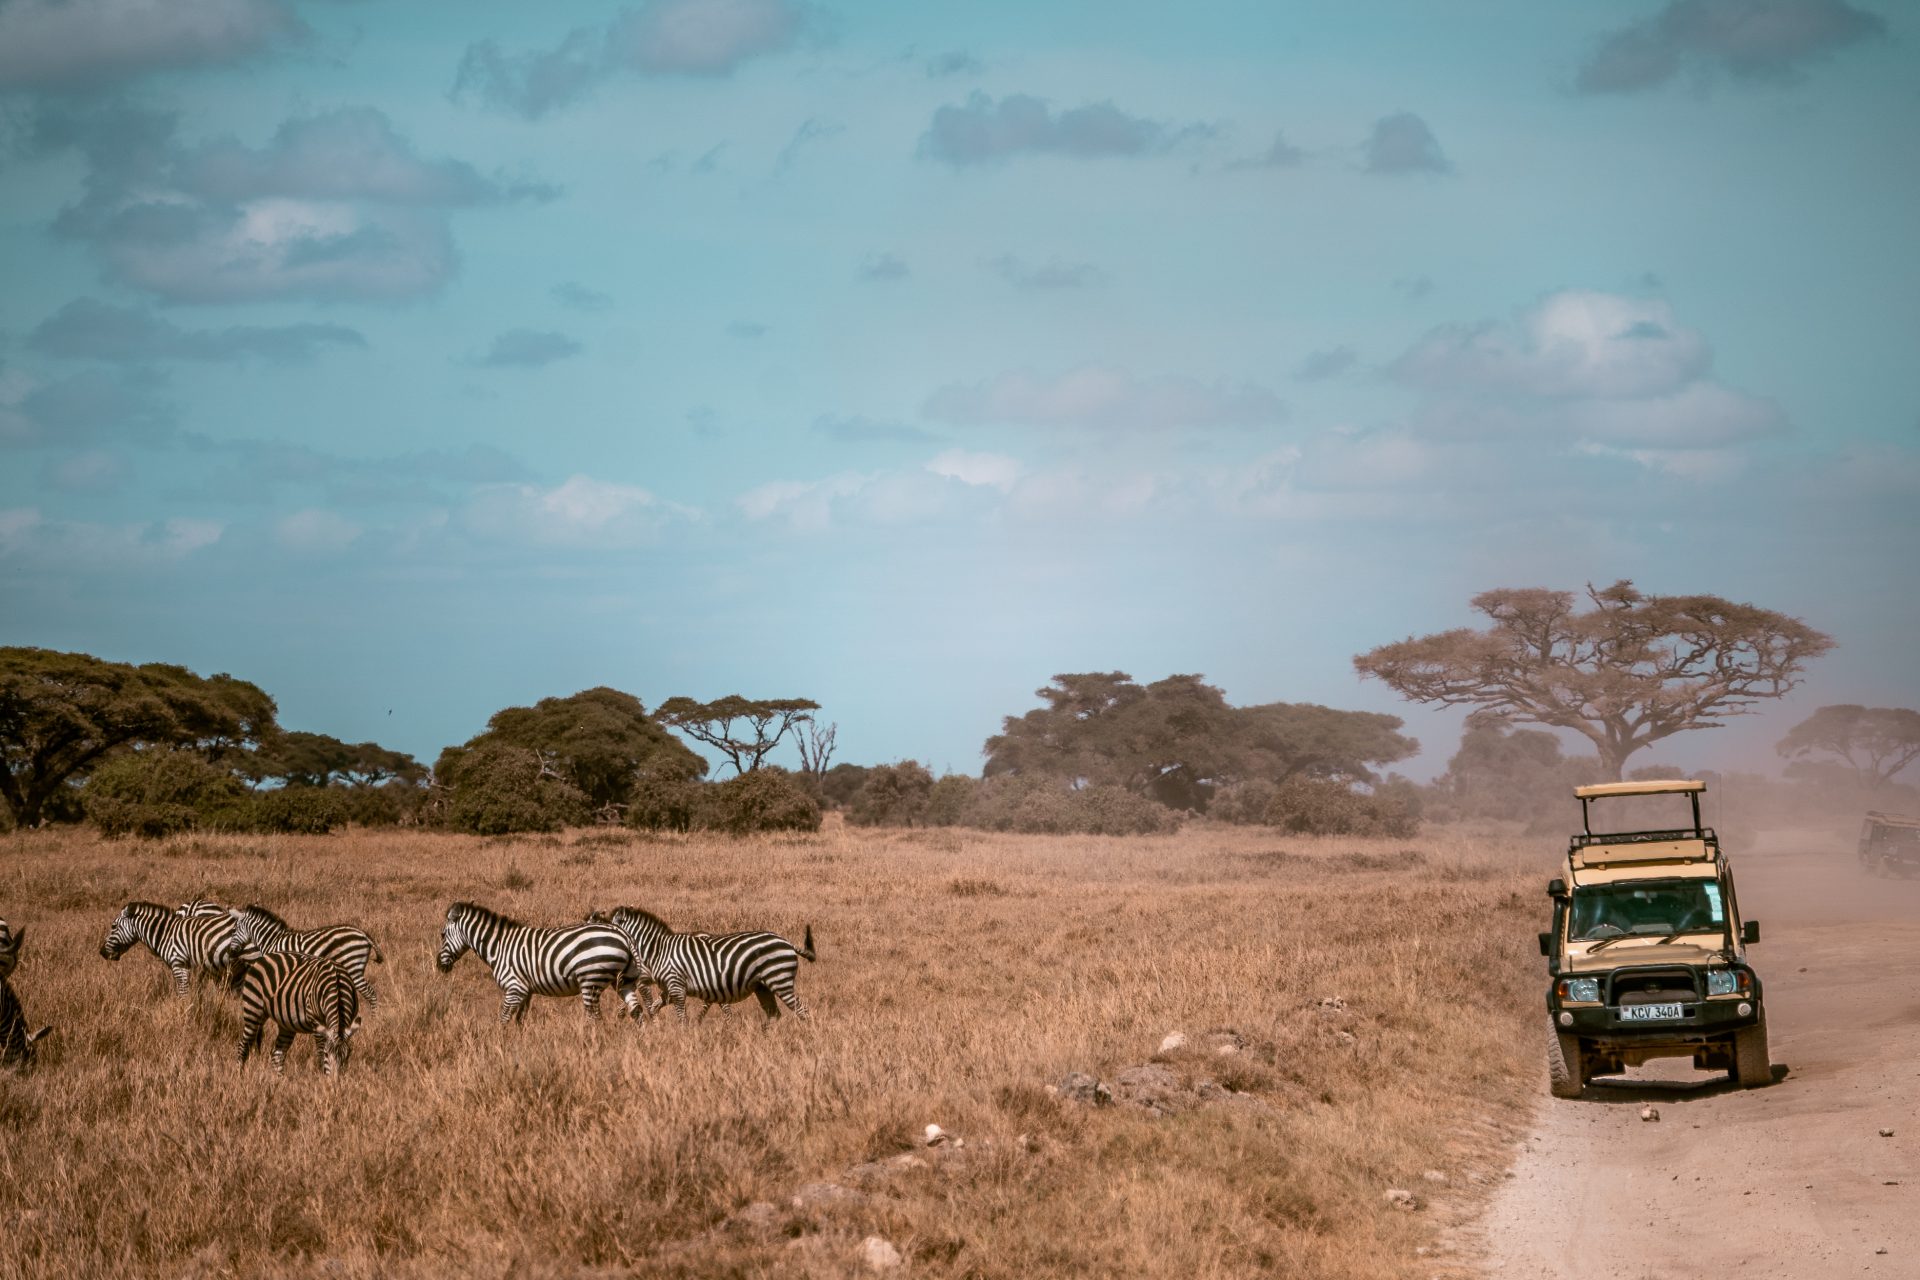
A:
1468 841 1920 1278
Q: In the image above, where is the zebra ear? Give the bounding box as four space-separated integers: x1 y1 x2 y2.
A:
3 925 21 949
28 1025 52 1044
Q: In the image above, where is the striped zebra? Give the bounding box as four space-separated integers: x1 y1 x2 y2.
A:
232 951 360 1076
436 901 640 1023
221 905 384 1009
1 922 54 1068
99 901 239 997
591 906 815 1025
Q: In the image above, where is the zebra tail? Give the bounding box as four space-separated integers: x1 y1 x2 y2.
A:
797 924 816 963
370 940 385 964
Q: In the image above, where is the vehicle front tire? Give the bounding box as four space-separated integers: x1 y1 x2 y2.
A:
1732 1013 1771 1088
1547 1020 1586 1099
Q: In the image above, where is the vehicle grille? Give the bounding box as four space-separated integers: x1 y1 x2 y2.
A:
1608 968 1700 1004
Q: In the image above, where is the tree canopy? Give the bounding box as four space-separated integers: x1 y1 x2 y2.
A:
251 730 425 789
1777 705 1920 787
0 647 278 828
982 672 1416 811
655 695 820 775
438 687 705 816
1354 581 1834 780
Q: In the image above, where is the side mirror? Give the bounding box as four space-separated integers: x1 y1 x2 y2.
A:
1546 878 1566 898
1537 931 1553 956
1741 921 1760 945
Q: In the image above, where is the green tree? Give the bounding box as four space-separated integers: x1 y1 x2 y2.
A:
1431 721 1596 823
0 647 278 828
1777 705 1920 787
83 746 254 839
253 730 424 789
449 687 704 814
983 672 1415 811
1355 581 1834 780
656 695 821 775
848 761 935 827
436 742 590 835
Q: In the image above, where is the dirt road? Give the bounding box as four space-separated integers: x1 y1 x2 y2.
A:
1469 842 1920 1279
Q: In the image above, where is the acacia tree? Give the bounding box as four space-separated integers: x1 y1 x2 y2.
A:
1777 705 1920 787
983 672 1416 811
252 731 424 789
655 696 820 775
0 647 278 828
439 687 705 819
1354 581 1835 781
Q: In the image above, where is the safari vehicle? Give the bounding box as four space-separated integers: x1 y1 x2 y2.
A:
1539 779 1767 1098
1857 811 1920 877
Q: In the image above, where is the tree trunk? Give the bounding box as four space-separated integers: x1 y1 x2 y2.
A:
1597 744 1634 782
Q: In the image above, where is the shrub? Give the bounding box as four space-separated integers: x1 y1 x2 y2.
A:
83 748 251 840
957 776 1181 836
251 787 349 835
818 763 872 809
1257 776 1421 838
627 771 704 833
848 762 935 828
924 774 978 827
693 767 821 835
341 780 429 827
438 743 590 835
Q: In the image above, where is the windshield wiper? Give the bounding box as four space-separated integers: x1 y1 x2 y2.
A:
1586 933 1633 953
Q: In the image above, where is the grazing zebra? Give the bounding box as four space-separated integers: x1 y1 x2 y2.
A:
591 906 815 1025
99 901 239 997
1 922 55 1068
220 905 384 1009
232 951 360 1076
436 901 640 1023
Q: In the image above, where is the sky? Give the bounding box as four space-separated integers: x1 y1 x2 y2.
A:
1 0 1917 781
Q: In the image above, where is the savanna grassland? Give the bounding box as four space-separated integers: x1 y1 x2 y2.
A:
0 821 1550 1279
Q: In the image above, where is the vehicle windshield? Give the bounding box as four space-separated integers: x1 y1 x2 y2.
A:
1569 880 1724 941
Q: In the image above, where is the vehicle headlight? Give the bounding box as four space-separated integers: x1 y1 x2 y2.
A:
1558 977 1601 1003
1706 969 1748 996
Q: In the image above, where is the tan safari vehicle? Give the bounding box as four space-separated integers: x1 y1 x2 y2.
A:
1539 779 1768 1098
1858 811 1920 878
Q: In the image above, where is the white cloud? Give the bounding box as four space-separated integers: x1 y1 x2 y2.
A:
926 367 1286 431
927 449 1021 491
1393 290 1784 453
461 475 689 548
275 508 363 554
0 507 223 567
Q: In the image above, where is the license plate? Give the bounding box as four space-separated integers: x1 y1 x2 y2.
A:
1619 1003 1685 1022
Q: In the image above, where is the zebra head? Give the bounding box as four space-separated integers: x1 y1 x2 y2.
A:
437 904 473 973
100 904 150 961
607 905 671 964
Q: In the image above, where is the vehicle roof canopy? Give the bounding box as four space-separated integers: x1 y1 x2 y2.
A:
1574 779 1705 799
1863 810 1920 831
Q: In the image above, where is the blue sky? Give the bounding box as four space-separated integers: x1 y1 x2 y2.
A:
2 0 1916 779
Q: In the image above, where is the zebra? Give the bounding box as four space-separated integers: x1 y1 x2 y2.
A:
1 922 54 1068
232 950 360 1076
99 901 239 997
435 901 641 1023
590 906 815 1025
220 904 384 1009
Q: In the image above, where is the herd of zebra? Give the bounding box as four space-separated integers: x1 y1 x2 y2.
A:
0 897 817 1077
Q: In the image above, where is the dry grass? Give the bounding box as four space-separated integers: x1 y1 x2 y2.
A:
0 821 1550 1279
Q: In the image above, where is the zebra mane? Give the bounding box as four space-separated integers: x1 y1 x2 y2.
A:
614 904 673 934
240 903 290 928
451 900 522 929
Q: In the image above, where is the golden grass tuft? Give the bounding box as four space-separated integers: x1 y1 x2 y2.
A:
0 822 1548 1278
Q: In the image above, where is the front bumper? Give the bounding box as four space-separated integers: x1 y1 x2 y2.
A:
1551 997 1760 1043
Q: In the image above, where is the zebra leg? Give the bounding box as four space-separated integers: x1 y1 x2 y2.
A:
752 988 781 1024
774 981 810 1021
270 1027 296 1074
237 1016 266 1069
356 974 378 1011
171 964 192 997
498 986 529 1024
616 976 642 1021
581 979 605 1021
665 976 690 1024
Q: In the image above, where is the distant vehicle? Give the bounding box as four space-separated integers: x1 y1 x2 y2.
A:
1857 811 1920 878
1538 779 1768 1099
